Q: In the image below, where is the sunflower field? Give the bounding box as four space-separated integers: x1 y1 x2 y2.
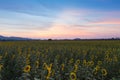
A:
0 40 120 80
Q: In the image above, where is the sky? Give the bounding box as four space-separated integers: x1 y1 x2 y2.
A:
0 0 120 39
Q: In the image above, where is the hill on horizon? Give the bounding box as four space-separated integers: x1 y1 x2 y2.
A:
0 35 32 41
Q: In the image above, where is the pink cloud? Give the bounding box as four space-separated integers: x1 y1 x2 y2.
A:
89 18 120 25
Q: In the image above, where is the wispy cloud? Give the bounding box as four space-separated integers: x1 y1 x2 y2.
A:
90 19 120 25
0 10 56 30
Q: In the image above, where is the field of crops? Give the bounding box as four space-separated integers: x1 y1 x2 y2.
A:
0 40 120 80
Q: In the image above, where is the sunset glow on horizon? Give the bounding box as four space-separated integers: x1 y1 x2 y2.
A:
0 0 120 39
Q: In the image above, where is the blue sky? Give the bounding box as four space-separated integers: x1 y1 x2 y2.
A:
0 0 120 39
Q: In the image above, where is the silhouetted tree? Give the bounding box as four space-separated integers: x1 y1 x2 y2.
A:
48 39 52 41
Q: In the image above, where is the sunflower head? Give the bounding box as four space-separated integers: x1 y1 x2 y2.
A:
97 61 102 65
74 64 78 73
43 62 47 70
70 72 77 80
101 69 107 76
83 59 87 66
23 65 31 73
95 65 100 71
35 60 39 68
75 59 80 65
0 64 3 71
93 65 100 75
0 56 2 60
26 58 30 65
88 61 94 67
61 63 65 71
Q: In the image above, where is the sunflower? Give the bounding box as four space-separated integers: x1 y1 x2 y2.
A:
87 61 94 67
47 64 52 75
61 63 65 71
46 63 52 80
75 59 80 65
26 58 30 65
83 59 87 66
35 60 39 68
0 64 3 71
43 62 47 70
97 61 102 65
70 72 77 80
0 56 2 60
23 65 31 73
93 65 100 75
101 69 107 76
95 65 100 71
74 64 78 73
